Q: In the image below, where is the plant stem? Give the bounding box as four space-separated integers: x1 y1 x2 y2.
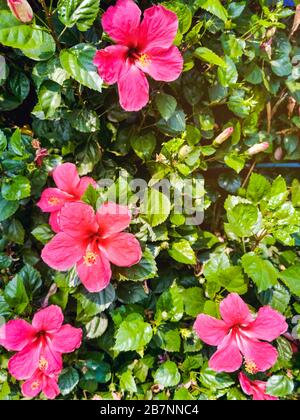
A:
38 0 61 50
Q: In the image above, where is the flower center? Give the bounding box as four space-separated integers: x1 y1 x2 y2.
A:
127 48 150 67
38 357 49 371
138 53 150 67
48 197 61 206
31 381 40 391
244 358 259 375
83 251 97 266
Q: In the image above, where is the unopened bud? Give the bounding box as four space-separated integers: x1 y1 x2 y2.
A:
246 142 269 156
7 0 33 23
213 127 234 147
178 145 192 160
274 146 283 161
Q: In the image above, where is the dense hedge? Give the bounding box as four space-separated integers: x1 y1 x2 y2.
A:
0 0 300 400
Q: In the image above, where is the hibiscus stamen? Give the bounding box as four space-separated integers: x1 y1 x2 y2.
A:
31 380 40 391
83 251 98 266
38 357 49 371
48 197 61 206
138 53 150 67
244 359 259 375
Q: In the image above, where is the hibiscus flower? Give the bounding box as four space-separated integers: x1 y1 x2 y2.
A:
93 0 183 111
194 293 287 373
0 305 82 380
22 368 60 400
37 163 96 233
41 201 142 292
7 0 33 23
239 372 278 401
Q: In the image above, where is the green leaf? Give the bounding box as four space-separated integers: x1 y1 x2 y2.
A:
117 248 157 281
5 218 25 245
242 254 278 292
155 93 177 121
154 325 181 352
75 284 116 322
60 44 103 92
85 314 108 339
224 153 245 174
31 224 54 244
266 375 294 397
32 81 61 119
0 197 19 222
4 274 29 314
114 313 153 352
194 47 226 67
247 173 271 203
68 109 100 133
200 366 234 390
2 176 31 201
156 283 184 322
154 361 180 388
196 0 228 22
182 287 205 317
58 0 100 31
168 239 196 265
226 203 260 237
116 282 148 304
174 388 194 400
279 265 300 297
119 371 137 393
59 368 79 396
141 188 171 227
130 132 156 161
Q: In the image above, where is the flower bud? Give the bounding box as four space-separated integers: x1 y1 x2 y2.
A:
274 146 283 161
213 127 234 147
246 142 269 156
7 0 33 23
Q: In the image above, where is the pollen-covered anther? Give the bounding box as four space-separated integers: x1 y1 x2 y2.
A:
48 197 61 206
244 359 259 375
138 53 151 67
31 380 40 391
38 357 49 371
83 251 98 266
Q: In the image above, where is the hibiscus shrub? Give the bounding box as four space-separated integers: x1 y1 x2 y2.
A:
0 0 300 401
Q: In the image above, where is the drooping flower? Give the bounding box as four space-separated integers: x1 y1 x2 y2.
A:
41 202 142 292
239 372 278 401
246 142 269 156
194 293 287 373
37 163 97 233
0 305 82 380
21 368 60 400
7 0 33 23
93 0 183 111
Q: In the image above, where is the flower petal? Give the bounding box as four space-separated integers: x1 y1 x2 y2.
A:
220 293 253 327
32 305 64 333
76 176 97 198
41 232 84 271
22 372 43 398
100 232 142 267
8 341 41 380
49 211 61 233
209 332 243 373
42 374 60 400
117 63 149 112
238 372 254 396
39 343 63 374
52 163 80 195
76 252 112 293
93 45 128 85
238 335 278 372
60 202 98 239
51 324 82 353
96 202 131 237
0 320 35 351
193 314 229 346
139 46 183 82
37 188 73 212
243 306 288 342
139 5 178 50
239 373 278 401
102 0 141 45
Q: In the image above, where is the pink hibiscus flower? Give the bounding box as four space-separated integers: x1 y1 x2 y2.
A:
22 368 60 400
194 293 288 373
0 305 82 380
7 0 33 23
37 163 97 233
41 201 142 292
93 0 183 111
239 372 278 401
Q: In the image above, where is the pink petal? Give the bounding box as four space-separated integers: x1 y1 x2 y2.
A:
60 202 99 240
193 314 229 346
41 232 84 271
102 0 141 45
39 343 63 374
138 5 178 50
220 293 253 327
76 251 112 293
51 324 82 354
37 188 73 213
243 306 288 342
76 176 97 198
42 374 60 400
49 211 61 233
22 372 43 398
238 372 254 396
32 305 64 333
0 319 35 351
8 341 41 380
209 332 243 373
117 63 149 111
239 373 278 401
52 163 80 195
93 45 128 85
97 202 131 237
238 335 278 372
139 46 183 82
100 232 142 267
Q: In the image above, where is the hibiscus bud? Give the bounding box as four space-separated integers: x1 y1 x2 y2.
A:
260 38 272 59
178 145 192 160
7 0 33 23
287 96 296 118
274 146 283 161
213 127 234 147
246 142 269 156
